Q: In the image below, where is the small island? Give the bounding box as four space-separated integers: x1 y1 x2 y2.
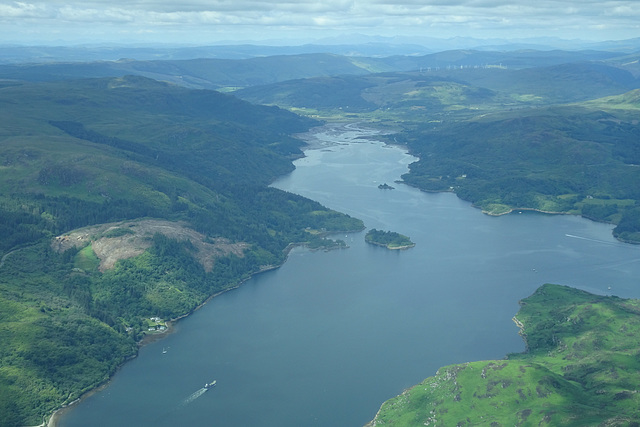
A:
365 228 415 250
378 183 395 190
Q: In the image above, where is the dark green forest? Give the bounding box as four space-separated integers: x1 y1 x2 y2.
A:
0 76 363 426
396 98 640 242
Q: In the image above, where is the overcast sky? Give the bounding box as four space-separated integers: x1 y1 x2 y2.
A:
2 0 639 45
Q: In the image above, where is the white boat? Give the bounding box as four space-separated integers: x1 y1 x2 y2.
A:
204 380 216 389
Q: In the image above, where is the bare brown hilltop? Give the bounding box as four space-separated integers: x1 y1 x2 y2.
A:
51 218 248 272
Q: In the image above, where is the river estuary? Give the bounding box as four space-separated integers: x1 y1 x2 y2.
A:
58 123 640 426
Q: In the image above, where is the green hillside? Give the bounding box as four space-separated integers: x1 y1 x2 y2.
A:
235 71 512 122
235 64 640 242
368 284 640 426
0 53 383 90
236 62 639 113
0 49 627 92
421 63 639 104
0 76 363 426
397 93 640 241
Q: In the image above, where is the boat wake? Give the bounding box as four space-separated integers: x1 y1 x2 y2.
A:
149 382 216 424
181 381 216 406
565 234 617 246
182 388 207 405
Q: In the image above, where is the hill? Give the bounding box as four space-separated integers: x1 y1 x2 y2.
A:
380 48 623 72
452 62 640 103
235 62 640 112
368 284 640 426
396 91 640 241
0 53 386 90
1 37 639 64
0 49 629 92
234 63 640 242
0 76 363 426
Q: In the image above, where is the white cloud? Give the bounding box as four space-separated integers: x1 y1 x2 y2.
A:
0 1 49 18
0 0 638 44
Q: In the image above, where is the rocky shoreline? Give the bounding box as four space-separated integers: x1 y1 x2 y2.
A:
366 241 416 250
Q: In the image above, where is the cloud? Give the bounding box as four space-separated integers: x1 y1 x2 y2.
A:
0 1 48 18
0 0 638 44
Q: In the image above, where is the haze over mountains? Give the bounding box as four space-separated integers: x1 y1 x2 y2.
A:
1 38 639 93
2 35 640 64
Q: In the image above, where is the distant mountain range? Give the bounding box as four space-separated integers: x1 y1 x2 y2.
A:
1 36 638 64
1 47 638 91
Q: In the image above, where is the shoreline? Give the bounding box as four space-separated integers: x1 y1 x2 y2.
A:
481 206 571 217
366 241 416 250
45 256 290 427
43 233 358 427
403 182 636 244
387 243 416 250
43 121 367 425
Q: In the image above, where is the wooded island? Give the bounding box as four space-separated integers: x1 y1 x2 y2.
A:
365 229 415 250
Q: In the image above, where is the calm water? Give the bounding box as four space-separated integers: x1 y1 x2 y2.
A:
58 123 640 427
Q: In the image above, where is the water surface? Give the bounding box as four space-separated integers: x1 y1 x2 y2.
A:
59 123 640 427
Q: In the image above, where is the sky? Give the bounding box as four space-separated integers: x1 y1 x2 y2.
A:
1 0 639 46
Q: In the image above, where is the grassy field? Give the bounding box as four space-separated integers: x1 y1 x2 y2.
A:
368 284 640 426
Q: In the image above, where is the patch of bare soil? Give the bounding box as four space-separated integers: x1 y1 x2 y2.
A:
52 219 248 272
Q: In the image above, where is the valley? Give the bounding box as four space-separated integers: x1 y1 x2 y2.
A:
0 74 362 426
1 41 640 426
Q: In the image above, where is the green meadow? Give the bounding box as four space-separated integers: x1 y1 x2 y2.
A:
369 284 640 426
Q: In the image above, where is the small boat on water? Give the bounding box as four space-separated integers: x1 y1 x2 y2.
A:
204 380 216 389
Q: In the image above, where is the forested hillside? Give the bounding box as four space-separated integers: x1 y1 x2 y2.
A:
234 61 640 242
0 53 382 90
0 48 631 91
0 76 363 426
396 90 640 242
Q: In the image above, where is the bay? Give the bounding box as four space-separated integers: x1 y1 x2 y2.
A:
58 123 640 427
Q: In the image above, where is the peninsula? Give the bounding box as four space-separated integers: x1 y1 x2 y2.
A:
367 284 640 426
365 229 415 250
